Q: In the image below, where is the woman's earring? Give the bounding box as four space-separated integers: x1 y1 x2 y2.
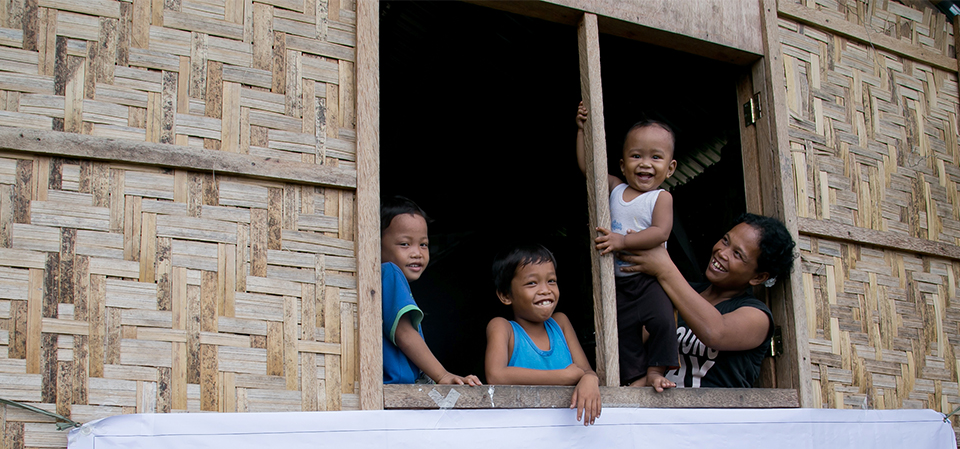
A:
763 277 776 288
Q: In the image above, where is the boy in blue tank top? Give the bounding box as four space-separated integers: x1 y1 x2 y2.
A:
576 102 679 391
485 244 601 426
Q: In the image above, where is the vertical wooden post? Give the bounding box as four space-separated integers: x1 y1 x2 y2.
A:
577 12 619 387
736 72 762 216
356 0 383 410
755 0 813 407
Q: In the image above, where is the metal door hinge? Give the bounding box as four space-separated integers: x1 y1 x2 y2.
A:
743 92 761 126
770 325 783 357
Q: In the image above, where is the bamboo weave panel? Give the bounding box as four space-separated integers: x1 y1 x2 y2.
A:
0 0 357 169
800 236 960 439
780 2 960 443
0 155 360 449
788 0 953 61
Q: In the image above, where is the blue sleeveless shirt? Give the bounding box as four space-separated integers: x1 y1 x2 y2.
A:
507 317 573 370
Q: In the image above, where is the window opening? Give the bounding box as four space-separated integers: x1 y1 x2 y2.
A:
380 1 751 386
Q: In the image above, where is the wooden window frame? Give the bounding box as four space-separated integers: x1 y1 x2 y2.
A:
357 0 811 410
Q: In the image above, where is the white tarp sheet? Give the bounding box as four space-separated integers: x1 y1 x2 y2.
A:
68 407 956 449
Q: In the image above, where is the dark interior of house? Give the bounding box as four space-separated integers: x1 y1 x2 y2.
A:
379 1 748 382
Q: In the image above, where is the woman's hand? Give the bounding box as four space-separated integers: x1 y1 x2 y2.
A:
617 244 674 278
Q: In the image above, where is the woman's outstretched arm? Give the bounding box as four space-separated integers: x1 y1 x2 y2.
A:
618 247 769 352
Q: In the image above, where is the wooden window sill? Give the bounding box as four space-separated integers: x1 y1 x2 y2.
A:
383 385 799 409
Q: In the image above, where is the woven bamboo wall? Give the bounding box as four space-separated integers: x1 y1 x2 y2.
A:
779 0 960 439
0 0 360 447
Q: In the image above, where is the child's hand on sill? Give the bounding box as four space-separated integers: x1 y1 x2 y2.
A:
436 372 482 386
561 364 586 384
576 101 588 130
570 372 601 426
595 227 625 255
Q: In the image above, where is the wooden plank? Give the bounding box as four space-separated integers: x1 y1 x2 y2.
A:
177 56 189 113
189 31 207 100
350 0 383 410
131 0 150 49
221 81 241 152
9 300 27 359
250 208 267 276
252 3 272 71
338 60 353 129
469 0 762 66
325 353 340 410
26 268 42 374
139 212 156 283
272 30 286 94
95 17 118 84
63 55 85 133
267 187 282 250
798 217 960 260
201 270 218 332
266 320 282 376
123 195 142 262
778 0 956 73
56 360 73 417
756 0 812 407
383 385 799 409
171 268 187 410
204 60 223 150
737 72 762 214
236 222 247 292
339 301 354 394
323 285 339 343
157 366 171 412
200 343 218 411
157 237 172 311
88 274 104 377
0 128 358 188
283 295 297 390
186 283 200 384
221 243 236 316
40 333 55 402
285 50 301 118
325 83 338 140
577 12 618 387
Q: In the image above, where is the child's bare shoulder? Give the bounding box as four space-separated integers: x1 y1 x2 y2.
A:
551 312 572 328
486 316 512 334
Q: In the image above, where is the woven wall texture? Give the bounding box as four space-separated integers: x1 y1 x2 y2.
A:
0 0 359 447
781 0 960 441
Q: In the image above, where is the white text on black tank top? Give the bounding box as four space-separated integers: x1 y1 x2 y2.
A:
664 326 719 388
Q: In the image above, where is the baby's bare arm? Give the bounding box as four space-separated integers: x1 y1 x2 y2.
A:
620 191 673 251
576 101 622 193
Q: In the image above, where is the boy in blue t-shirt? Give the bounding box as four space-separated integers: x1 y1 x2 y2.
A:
381 196 481 385
485 244 601 426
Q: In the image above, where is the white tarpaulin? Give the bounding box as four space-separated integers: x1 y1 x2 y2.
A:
68 407 956 449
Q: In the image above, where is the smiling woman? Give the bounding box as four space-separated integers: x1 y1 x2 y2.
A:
617 214 796 388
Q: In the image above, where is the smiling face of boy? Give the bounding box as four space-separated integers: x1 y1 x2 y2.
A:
620 125 677 195
497 261 559 328
381 213 430 282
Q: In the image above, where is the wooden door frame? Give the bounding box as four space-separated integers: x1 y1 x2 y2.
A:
734 0 813 406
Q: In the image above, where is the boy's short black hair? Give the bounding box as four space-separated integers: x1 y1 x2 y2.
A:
380 196 431 235
736 213 796 280
492 244 558 296
623 119 677 158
